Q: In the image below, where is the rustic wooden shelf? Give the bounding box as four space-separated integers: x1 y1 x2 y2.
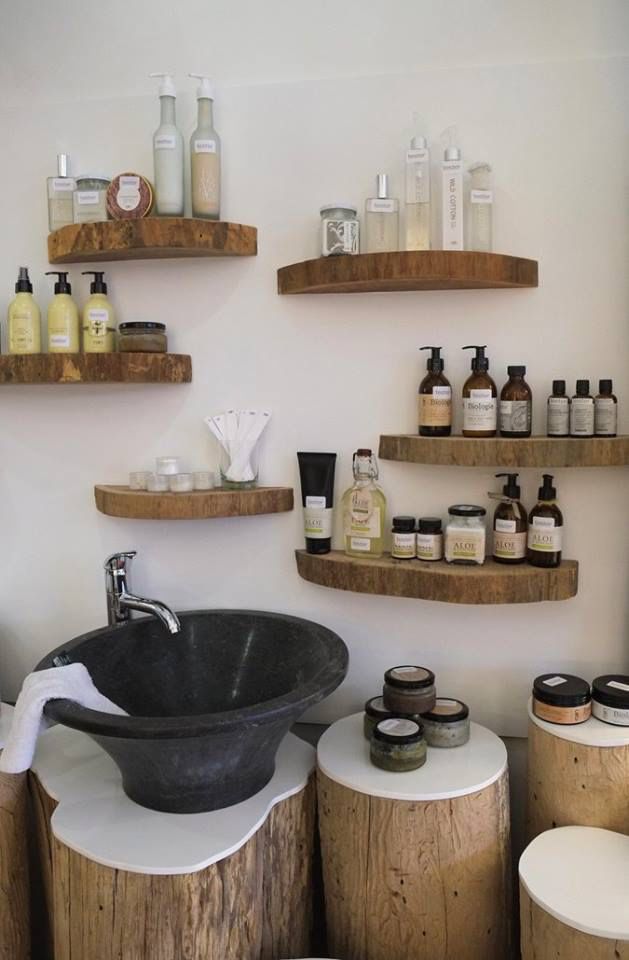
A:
378 434 629 468
295 550 578 605
0 353 191 385
48 218 257 263
95 485 294 520
277 251 538 294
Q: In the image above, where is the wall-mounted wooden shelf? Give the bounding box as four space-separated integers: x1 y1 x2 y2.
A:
95 485 294 520
295 550 578 605
378 434 629 468
0 353 191 385
48 218 257 263
277 251 538 295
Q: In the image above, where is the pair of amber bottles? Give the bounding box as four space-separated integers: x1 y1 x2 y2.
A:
493 472 563 569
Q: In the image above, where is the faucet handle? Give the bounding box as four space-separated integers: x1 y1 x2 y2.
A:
104 551 137 573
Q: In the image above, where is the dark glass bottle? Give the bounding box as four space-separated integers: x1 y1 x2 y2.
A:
418 346 452 437
492 473 527 565
527 474 563 568
594 379 617 437
461 345 497 438
499 365 532 437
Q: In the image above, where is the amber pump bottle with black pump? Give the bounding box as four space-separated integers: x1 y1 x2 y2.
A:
418 346 452 437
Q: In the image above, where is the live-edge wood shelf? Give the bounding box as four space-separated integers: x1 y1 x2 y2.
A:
379 434 629 468
296 550 578 605
0 353 191 384
95 485 294 520
277 251 538 294
48 218 257 263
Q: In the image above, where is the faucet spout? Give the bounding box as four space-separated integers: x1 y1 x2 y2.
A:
119 594 181 635
104 551 181 635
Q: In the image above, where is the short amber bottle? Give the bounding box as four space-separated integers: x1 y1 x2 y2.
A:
418 346 452 437
527 474 563 569
492 473 527 565
499 365 532 437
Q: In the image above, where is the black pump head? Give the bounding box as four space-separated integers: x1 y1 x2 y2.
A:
462 344 489 371
420 346 444 373
45 271 71 294
81 270 107 294
495 472 520 499
538 474 557 500
15 266 33 293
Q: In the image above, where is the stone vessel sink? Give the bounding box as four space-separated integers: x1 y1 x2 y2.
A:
37 610 348 813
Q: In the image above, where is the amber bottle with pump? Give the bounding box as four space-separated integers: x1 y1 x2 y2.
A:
499 366 532 437
527 474 563 568
418 346 451 436
492 473 527 565
462 345 497 437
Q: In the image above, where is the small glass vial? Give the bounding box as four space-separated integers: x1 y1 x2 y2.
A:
47 154 76 232
364 174 399 253
467 162 493 252
73 175 110 223
570 380 594 437
156 457 182 476
416 517 443 561
146 473 170 492
129 471 150 490
320 204 359 257
547 380 570 437
595 379 617 437
169 473 194 492
370 718 427 772
383 666 436 715
421 699 470 748
445 505 486 565
391 516 416 559
193 470 214 490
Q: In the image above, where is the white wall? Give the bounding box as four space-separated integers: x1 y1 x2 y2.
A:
0 1 628 736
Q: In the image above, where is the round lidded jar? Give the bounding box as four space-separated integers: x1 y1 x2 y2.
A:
383 665 436 715
73 175 111 223
591 675 629 726
532 674 591 725
370 718 427 772
417 516 443 561
363 696 394 740
118 322 168 353
421 698 470 747
391 516 417 560
320 204 360 257
445 504 486 565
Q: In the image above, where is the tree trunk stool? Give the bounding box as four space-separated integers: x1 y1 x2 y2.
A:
29 721 318 960
520 826 629 958
0 705 30 960
317 712 512 960
527 698 629 841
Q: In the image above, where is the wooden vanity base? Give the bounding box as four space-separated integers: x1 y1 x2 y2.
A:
520 886 629 959
0 771 30 960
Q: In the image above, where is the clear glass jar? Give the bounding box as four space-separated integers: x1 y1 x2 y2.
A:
73 176 110 223
445 505 486 565
320 204 359 257
118 322 168 353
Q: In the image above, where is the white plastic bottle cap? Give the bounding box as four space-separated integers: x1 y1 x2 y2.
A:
149 73 177 97
189 74 214 99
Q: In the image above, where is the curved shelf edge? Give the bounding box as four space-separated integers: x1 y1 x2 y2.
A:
0 353 192 385
95 485 294 520
295 549 578 605
378 434 629 468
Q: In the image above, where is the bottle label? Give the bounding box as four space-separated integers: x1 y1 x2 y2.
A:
52 178 76 192
570 397 595 436
76 191 99 205
345 504 381 539
406 149 430 204
304 502 332 539
419 386 452 427
470 189 493 204
499 399 531 434
9 313 38 352
608 680 629 692
322 219 359 257
378 718 419 737
547 397 570 435
116 175 141 211
391 532 416 558
85 308 112 337
445 526 485 563
349 537 371 552
416 533 443 560
463 390 497 431
544 676 567 687
154 134 176 150
595 397 617 436
50 333 70 348
194 139 217 154
493 522 527 560
528 517 562 552
366 198 396 213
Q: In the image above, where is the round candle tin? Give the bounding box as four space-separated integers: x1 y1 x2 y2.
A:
532 674 591 725
592 675 629 726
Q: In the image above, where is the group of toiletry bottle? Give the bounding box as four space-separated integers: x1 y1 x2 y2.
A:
532 672 629 727
547 379 617 437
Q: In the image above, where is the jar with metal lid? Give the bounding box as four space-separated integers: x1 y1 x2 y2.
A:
445 504 486 564
118 322 168 353
591 675 629 726
320 204 360 257
73 175 111 223
383 665 436 715
391 516 416 559
370 718 427 772
421 698 470 747
532 674 591 725
416 517 443 561
363 695 423 740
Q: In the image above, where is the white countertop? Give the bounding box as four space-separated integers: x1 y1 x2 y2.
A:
528 697 629 747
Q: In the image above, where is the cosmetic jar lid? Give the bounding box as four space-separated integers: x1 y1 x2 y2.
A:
421 698 469 723
119 322 167 332
533 674 591 707
373 717 424 744
364 696 393 720
76 175 111 184
576 379 590 395
599 379 613 393
392 516 416 532
320 203 357 215
448 504 486 518
592 675 629 710
418 517 442 534
385 665 435 690
552 380 566 394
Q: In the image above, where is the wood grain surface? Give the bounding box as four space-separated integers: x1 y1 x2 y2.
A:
0 353 191 385
95 485 294 519
0 772 30 960
520 886 629 959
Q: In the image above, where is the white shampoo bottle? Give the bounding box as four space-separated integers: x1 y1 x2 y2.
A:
189 74 221 219
441 136 464 250
150 73 184 216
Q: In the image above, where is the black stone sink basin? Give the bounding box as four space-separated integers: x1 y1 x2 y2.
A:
37 610 348 813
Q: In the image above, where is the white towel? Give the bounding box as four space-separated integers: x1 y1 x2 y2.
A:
0 663 127 774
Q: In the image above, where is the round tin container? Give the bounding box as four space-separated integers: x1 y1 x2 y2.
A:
363 695 423 740
383 665 436 715
370 718 427 772
421 698 470 747
532 674 591 725
592 675 629 726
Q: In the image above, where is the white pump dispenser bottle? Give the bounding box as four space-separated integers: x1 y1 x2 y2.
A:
189 74 221 219
149 73 184 216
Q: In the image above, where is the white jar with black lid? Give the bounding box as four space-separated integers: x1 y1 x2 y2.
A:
592 675 629 726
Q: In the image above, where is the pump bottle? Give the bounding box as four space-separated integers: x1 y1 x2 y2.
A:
492 473 527 565
527 474 563 569
7 267 41 355
461 345 497 437
81 272 115 353
45 272 79 353
418 346 451 436
441 130 463 250
189 74 221 220
405 136 430 251
150 73 184 216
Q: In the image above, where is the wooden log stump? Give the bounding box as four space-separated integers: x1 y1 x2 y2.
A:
0 771 30 960
317 713 512 960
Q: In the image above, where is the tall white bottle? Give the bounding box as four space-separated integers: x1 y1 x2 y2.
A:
441 137 464 250
189 74 221 219
149 73 184 216
467 162 493 251
405 136 430 250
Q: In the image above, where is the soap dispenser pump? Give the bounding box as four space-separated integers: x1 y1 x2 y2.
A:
418 346 451 437
81 271 115 353
492 473 527 565
461 345 497 437
527 474 563 569
7 266 41 355
45 271 79 353
150 72 184 216
189 73 221 220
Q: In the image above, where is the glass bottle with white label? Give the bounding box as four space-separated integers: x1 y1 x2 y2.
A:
547 380 570 437
47 154 76 232
405 136 430 250
189 74 221 219
342 449 386 559
499 365 532 437
595 379 617 437
461 345 497 437
441 142 464 250
150 73 184 216
418 346 451 436
365 174 399 253
570 380 594 437
492 473 527 565
467 162 492 252
527 474 563 568
81 271 115 353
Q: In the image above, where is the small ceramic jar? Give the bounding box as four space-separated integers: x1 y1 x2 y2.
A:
416 517 443 561
146 473 170 492
169 473 194 493
156 457 181 476
383 665 436 715
193 470 214 491
445 505 486 564
363 696 394 740
73 175 110 223
421 698 470 747
532 674 591 725
370 718 427 772
391 516 417 559
592 675 629 726
129 471 150 490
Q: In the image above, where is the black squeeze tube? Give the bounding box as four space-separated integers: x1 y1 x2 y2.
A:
297 452 337 555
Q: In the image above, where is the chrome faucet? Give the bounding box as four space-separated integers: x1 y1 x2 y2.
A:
104 551 181 635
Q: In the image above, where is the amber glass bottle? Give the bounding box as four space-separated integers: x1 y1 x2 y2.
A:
461 345 497 438
499 365 532 437
492 473 527 565
527 474 563 568
418 346 452 437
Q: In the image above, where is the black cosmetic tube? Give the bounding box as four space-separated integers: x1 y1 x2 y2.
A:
297 452 337 554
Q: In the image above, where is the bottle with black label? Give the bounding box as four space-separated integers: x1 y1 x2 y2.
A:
527 474 563 568
594 379 617 437
461 345 497 437
499 365 532 437
418 346 452 437
570 380 595 437
492 473 527 565
547 380 570 437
